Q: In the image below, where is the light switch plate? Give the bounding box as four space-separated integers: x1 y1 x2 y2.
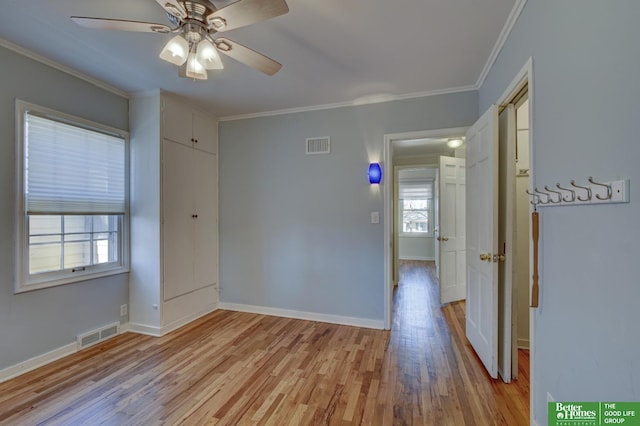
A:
371 211 380 224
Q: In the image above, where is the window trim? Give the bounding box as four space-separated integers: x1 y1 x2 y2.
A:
398 178 434 237
399 198 434 237
15 100 130 293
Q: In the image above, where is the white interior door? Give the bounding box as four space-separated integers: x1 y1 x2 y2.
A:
434 173 440 278
498 104 516 382
438 156 466 304
465 105 499 379
162 139 195 301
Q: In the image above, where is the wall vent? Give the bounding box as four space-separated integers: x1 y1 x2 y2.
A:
306 137 330 155
77 322 120 350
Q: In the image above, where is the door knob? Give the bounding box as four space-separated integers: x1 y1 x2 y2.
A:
442 237 449 241
493 254 505 262
479 253 490 261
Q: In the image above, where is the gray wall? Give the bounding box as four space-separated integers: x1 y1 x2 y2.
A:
0 45 129 370
219 92 478 322
479 1 640 422
398 236 434 261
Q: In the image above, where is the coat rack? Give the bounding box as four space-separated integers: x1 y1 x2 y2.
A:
526 177 630 207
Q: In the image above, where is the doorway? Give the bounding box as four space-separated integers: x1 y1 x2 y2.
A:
383 127 468 328
383 58 535 426
497 88 530 383
461 58 534 422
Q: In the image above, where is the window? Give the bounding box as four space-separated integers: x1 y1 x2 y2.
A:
15 101 129 292
399 180 433 236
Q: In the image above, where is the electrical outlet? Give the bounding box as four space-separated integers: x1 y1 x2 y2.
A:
120 304 128 317
547 392 555 403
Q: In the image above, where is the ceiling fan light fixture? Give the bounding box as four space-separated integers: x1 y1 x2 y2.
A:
209 17 227 30
163 3 186 19
186 52 208 80
159 35 189 65
196 39 223 70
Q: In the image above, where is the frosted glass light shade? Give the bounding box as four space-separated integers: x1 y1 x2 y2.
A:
447 138 463 148
186 52 208 80
196 39 223 70
159 35 189 65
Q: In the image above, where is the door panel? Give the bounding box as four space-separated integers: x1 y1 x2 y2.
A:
193 112 218 154
162 97 192 147
438 156 466 304
498 104 517 382
193 151 218 290
466 105 499 379
162 140 195 301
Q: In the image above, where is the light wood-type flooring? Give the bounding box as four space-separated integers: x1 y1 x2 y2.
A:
0 261 529 425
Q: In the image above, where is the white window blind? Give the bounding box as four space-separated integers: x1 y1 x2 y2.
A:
25 113 126 215
399 180 433 200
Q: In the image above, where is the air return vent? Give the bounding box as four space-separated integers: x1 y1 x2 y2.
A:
77 322 120 350
306 137 330 155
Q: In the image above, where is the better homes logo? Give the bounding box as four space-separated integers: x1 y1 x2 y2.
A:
550 403 598 425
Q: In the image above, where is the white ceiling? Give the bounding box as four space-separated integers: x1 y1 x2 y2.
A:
0 0 518 118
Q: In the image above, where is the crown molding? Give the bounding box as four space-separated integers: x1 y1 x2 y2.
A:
476 0 528 89
0 38 129 99
218 85 477 122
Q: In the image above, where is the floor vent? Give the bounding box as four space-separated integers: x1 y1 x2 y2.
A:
306 137 330 154
77 322 120 350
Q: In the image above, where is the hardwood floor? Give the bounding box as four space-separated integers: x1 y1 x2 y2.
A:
0 261 529 425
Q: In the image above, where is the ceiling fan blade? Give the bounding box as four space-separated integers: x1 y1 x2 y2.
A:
214 38 282 75
71 17 171 33
154 0 187 19
207 0 288 32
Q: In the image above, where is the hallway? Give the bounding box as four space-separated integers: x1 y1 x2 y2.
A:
379 260 529 425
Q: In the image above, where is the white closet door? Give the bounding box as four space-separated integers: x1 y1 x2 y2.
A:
193 112 218 154
162 97 192 147
162 139 195 301
193 151 218 290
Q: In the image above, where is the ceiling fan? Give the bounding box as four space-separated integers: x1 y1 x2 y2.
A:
71 0 289 80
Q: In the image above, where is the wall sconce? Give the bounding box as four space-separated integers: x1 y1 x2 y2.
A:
368 163 382 184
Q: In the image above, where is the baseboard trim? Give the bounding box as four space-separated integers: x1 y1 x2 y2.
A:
0 323 130 384
129 303 219 337
119 322 131 333
219 302 384 330
128 322 163 337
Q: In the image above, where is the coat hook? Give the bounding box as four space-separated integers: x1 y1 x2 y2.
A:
588 176 612 200
556 183 576 202
544 185 562 203
534 187 550 204
571 180 591 201
525 189 540 206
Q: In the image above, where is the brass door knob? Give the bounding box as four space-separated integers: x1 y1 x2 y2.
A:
493 254 505 262
479 253 490 261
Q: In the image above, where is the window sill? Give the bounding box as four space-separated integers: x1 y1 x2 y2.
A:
399 233 434 238
15 265 129 294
